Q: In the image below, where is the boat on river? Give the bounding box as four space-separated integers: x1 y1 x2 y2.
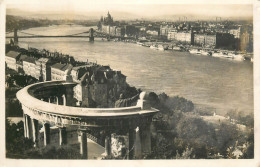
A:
157 44 168 51
150 44 158 50
212 51 245 61
189 49 201 54
136 42 143 46
158 45 164 51
224 52 234 58
172 46 182 51
200 50 210 56
212 51 225 58
142 43 151 47
232 54 245 61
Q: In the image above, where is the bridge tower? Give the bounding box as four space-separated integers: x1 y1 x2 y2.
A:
89 28 94 42
14 28 18 44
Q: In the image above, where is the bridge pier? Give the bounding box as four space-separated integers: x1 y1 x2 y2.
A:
89 28 94 42
14 28 18 44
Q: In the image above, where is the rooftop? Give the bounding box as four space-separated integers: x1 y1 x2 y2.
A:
23 57 36 64
6 51 20 59
18 54 28 62
51 63 73 71
72 65 92 71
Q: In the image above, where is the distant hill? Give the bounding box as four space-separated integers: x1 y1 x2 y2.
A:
6 8 252 22
6 8 140 21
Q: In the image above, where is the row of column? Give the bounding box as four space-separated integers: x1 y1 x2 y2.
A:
23 114 90 158
23 114 152 159
45 95 66 106
23 114 53 147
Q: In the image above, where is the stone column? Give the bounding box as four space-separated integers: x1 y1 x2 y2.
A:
43 123 50 146
56 96 59 105
59 127 67 145
27 115 33 139
140 123 152 155
134 127 142 159
104 131 111 157
31 119 39 147
23 114 28 138
128 128 135 159
48 98 51 103
128 127 142 159
78 129 88 159
62 94 66 106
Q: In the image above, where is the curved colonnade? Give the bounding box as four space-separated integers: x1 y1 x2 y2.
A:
16 81 159 159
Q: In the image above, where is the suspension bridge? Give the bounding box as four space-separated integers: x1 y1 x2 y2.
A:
6 28 127 43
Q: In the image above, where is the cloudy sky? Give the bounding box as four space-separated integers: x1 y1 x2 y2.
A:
5 0 253 18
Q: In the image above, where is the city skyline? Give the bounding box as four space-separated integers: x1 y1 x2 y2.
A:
6 1 253 20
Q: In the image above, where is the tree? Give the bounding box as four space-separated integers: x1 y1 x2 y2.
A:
240 129 254 159
165 96 194 113
176 115 216 147
216 122 239 157
6 120 34 158
6 99 23 117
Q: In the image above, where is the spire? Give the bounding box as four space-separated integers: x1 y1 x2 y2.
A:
107 11 111 19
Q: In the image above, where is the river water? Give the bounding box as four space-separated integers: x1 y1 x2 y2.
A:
8 25 253 115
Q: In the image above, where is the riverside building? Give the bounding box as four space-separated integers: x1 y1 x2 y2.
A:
5 51 21 71
51 63 73 81
23 57 37 78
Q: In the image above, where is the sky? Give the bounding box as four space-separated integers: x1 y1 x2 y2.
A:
5 0 253 18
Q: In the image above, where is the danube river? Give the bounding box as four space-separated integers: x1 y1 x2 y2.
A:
10 25 253 115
